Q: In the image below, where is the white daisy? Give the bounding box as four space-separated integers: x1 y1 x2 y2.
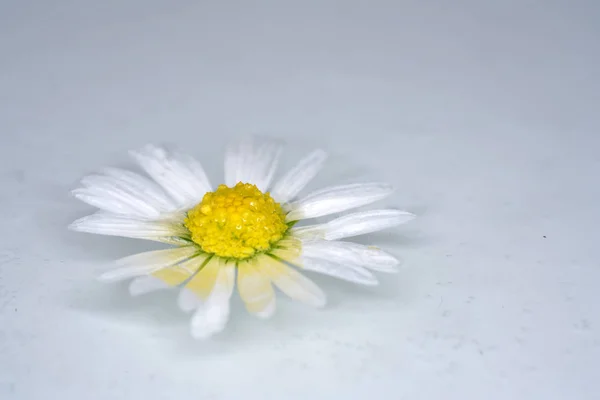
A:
69 136 415 339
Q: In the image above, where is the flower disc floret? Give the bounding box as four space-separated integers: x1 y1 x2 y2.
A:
184 182 288 259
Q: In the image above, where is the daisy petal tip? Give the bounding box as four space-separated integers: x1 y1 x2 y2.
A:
128 277 168 297
177 289 199 313
67 215 97 232
128 143 161 161
255 301 276 320
128 285 144 297
314 297 327 309
381 264 401 273
401 211 417 220
379 256 403 272
354 271 380 286
190 323 215 340
308 289 327 309
392 256 405 268
365 277 380 286
384 209 417 227
67 217 86 231
190 322 226 340
96 270 121 283
189 308 229 340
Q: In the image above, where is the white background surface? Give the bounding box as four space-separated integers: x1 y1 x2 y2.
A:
1 1 599 399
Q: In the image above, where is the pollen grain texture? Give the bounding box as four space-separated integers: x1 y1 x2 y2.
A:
185 182 288 259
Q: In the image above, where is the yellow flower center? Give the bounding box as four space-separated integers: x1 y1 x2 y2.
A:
184 182 288 259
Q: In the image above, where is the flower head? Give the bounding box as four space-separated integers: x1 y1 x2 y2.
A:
185 182 287 258
69 136 415 339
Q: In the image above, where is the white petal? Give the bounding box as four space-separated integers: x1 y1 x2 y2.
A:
286 183 394 221
301 240 400 273
72 191 154 219
81 169 175 211
237 261 276 318
224 136 283 191
190 263 236 340
130 144 211 209
256 298 276 319
299 257 378 286
101 167 177 211
178 289 200 313
98 246 199 281
73 171 166 219
128 254 210 295
271 149 328 204
259 256 326 308
292 209 415 241
177 256 222 312
68 212 189 242
269 237 303 264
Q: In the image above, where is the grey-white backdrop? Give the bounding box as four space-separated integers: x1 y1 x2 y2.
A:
1 1 599 399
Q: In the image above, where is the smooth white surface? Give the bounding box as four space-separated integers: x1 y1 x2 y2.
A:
1 1 599 399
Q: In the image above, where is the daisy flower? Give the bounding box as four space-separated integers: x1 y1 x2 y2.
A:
69 137 415 339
